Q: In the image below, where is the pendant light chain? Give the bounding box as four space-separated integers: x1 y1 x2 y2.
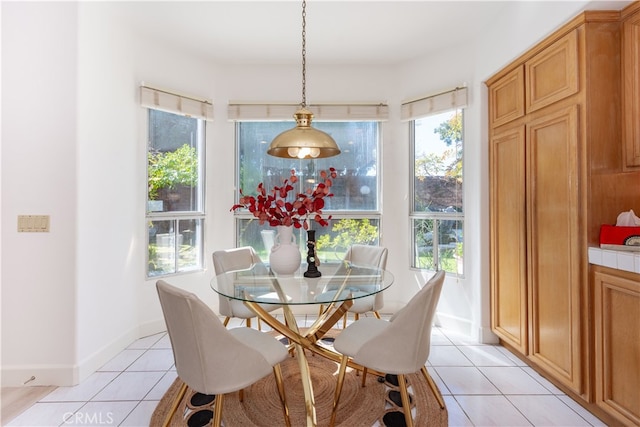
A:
301 0 307 108
266 0 340 159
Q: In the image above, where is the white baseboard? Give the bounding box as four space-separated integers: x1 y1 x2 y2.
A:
434 312 473 338
1 326 142 387
477 326 499 344
1 364 77 387
75 326 141 385
138 318 167 338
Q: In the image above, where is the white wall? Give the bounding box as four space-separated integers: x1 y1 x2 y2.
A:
2 0 621 386
1 2 79 386
75 2 141 382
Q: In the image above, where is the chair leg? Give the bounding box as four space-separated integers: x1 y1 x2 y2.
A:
213 393 224 427
361 367 368 387
246 317 252 328
223 317 230 327
257 317 262 331
162 381 188 427
330 356 349 427
344 312 359 330
421 366 445 409
273 364 291 427
239 388 244 402
398 374 414 427
373 310 381 319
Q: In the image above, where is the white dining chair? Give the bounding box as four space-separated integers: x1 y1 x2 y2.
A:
317 244 388 327
212 246 282 330
330 270 446 427
156 280 291 427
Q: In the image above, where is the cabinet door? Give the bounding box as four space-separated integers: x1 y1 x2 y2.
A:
490 125 527 353
526 30 579 113
527 105 582 393
489 66 525 128
623 7 640 168
593 267 640 426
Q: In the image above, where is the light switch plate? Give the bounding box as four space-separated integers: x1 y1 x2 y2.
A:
18 215 50 232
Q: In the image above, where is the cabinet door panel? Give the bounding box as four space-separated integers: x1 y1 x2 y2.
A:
490 126 527 353
527 106 582 393
490 66 525 127
593 268 640 426
623 8 640 168
526 31 579 113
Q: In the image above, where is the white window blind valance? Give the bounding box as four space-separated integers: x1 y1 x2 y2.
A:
227 103 389 121
401 87 468 121
140 85 213 121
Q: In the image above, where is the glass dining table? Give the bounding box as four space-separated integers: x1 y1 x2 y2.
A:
210 261 394 427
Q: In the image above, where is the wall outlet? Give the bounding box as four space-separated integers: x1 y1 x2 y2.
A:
18 215 50 232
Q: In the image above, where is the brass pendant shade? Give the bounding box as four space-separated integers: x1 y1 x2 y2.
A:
266 0 341 160
267 108 341 159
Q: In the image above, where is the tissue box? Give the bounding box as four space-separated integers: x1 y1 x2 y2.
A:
599 225 640 251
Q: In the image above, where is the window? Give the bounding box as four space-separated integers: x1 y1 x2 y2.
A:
230 104 387 264
405 88 467 275
142 85 211 278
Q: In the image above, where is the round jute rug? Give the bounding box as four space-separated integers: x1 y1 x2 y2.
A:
150 333 448 427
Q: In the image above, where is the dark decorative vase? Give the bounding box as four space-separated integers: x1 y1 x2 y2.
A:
304 230 321 278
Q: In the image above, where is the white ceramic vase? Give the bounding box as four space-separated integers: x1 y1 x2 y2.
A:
269 225 301 276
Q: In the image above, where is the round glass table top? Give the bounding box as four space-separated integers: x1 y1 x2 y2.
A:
210 261 394 305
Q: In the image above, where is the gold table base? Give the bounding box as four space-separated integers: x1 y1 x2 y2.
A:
245 297 381 427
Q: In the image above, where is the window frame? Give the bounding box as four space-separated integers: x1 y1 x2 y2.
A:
409 107 465 276
232 117 384 263
144 109 207 279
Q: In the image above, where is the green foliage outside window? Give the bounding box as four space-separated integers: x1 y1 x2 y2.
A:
148 144 198 200
316 218 378 261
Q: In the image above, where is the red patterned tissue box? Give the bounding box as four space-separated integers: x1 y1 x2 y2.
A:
599 225 640 251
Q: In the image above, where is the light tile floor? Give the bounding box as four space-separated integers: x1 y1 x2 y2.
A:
6 314 608 427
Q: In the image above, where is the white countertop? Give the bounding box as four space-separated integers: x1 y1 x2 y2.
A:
588 247 640 274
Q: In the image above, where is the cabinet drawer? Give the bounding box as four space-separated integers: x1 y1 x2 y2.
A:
489 66 525 127
526 30 579 113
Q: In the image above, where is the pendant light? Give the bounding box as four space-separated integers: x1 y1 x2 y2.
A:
267 0 341 159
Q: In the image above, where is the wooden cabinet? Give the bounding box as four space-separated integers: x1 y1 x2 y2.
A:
592 266 640 426
488 5 640 424
525 30 579 113
488 14 623 397
490 125 527 354
526 106 582 391
489 66 525 127
490 105 585 393
622 2 640 169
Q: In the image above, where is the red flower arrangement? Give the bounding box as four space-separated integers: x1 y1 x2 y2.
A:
231 168 337 229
